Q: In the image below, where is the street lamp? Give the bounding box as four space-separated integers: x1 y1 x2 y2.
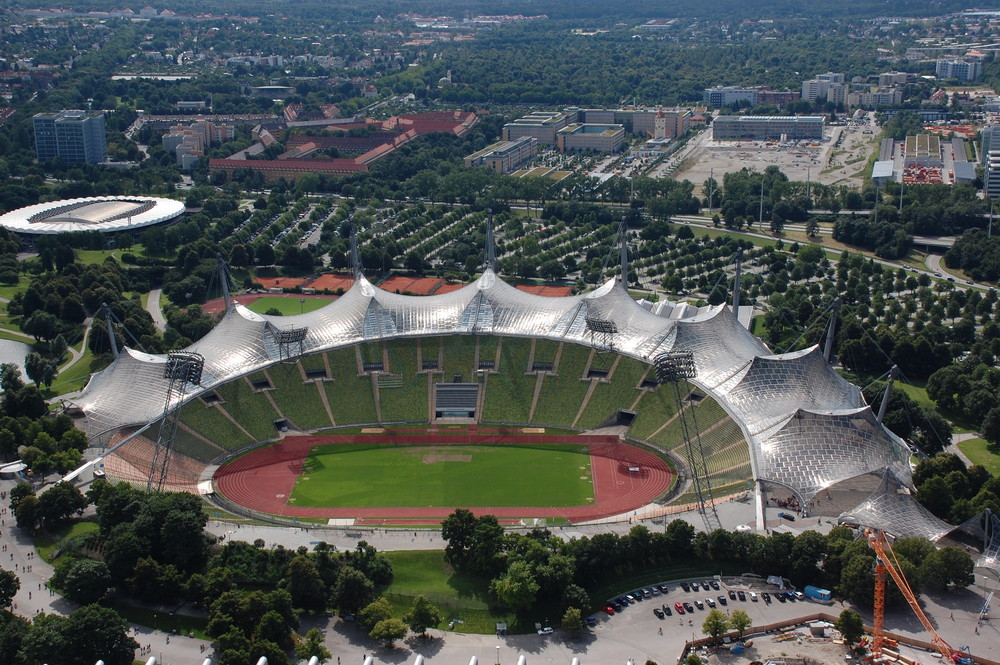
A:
496 645 500 664
299 297 305 314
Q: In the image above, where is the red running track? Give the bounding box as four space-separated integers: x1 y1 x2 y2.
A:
214 430 675 523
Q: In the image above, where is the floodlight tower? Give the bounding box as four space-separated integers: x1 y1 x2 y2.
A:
655 351 721 531
147 351 205 492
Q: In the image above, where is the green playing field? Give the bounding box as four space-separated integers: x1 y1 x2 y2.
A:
288 443 594 508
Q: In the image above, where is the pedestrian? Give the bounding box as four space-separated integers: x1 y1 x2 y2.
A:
658 627 663 635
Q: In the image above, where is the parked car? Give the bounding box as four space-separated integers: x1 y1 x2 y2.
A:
690 582 699 591
785 591 797 602
710 580 720 590
650 587 661 596
674 602 685 614
728 590 737 600
662 604 672 616
717 595 727 606
777 512 796 521
776 592 787 603
701 581 712 590
749 592 758 602
586 615 598 626
641 588 652 598
737 591 746 601
793 591 805 601
762 593 771 604
706 598 716 608
658 584 670 594
538 627 554 635
683 602 694 613
653 608 665 619
694 600 704 610
603 606 615 615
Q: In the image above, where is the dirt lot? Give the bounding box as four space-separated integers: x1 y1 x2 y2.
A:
673 120 880 189
693 630 851 665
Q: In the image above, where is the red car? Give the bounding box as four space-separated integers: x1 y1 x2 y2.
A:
603 605 615 615
674 602 685 614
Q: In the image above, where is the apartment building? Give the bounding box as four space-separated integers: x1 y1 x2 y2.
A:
936 59 982 81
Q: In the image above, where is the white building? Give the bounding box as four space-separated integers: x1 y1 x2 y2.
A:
936 59 982 82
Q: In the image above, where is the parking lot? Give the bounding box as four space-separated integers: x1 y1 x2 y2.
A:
598 575 824 639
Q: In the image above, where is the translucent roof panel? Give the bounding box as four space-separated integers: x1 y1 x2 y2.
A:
839 470 955 542
672 305 769 386
756 407 912 503
714 346 865 437
73 348 171 440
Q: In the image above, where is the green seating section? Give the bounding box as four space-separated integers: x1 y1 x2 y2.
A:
480 337 533 423
177 399 254 451
380 340 429 423
214 377 282 441
266 364 335 430
532 343 591 426
440 334 477 381
324 347 379 425
575 356 648 429
628 383 686 441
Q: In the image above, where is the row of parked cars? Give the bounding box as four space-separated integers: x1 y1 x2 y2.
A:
603 580 806 617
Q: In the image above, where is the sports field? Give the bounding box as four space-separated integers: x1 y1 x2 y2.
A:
214 431 675 522
244 295 333 315
290 443 594 508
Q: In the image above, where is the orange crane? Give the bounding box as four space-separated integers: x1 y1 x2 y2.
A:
866 529 972 664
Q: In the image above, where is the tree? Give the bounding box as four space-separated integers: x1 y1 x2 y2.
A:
441 508 477 567
702 609 730 643
370 618 408 647
489 560 539 611
729 609 752 640
330 566 374 615
55 559 112 605
561 606 583 633
64 604 138 665
285 555 327 612
358 597 393 628
0 569 19 608
920 547 975 591
24 352 57 388
402 594 443 637
295 628 331 664
835 608 865 646
37 481 87 524
14 495 41 531
561 584 591 614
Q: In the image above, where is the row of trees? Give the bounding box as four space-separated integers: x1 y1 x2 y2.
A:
441 509 976 617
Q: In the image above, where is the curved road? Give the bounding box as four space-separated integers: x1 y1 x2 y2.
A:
146 287 167 332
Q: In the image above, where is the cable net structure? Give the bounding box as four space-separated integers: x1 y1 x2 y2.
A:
69 269 913 524
839 469 956 542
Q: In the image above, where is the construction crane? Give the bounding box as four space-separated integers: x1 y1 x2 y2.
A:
866 529 973 665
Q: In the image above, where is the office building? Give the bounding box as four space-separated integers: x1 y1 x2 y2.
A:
936 59 982 82
33 110 107 164
712 116 824 141
555 123 626 153
849 89 904 109
568 107 691 138
501 111 573 145
878 72 910 87
464 136 538 173
982 126 1000 165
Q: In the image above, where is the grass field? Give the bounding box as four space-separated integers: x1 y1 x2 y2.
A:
957 438 1000 476
244 296 332 315
290 442 593 508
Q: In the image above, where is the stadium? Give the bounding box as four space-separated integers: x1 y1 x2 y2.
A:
0 195 185 237
62 245 1000 573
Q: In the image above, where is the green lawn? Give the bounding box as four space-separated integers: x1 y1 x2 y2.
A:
34 519 99 564
290 442 593 508
380 550 521 633
957 438 1000 476
245 296 333 315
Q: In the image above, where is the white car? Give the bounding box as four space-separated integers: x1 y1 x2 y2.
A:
538 627 554 635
